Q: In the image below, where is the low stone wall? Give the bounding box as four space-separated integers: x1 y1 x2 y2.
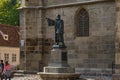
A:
76 68 113 76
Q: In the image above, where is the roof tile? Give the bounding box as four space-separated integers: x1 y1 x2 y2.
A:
0 24 19 47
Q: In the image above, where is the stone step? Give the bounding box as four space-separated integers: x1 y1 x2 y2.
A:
14 73 24 77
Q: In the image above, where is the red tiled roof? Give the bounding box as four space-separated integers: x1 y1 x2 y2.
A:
0 24 19 47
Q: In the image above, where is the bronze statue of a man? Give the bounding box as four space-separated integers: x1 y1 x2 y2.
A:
46 14 66 48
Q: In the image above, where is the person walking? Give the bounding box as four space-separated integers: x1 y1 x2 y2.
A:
2 61 12 80
0 60 4 80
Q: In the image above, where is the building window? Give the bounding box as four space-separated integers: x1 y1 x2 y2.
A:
77 8 89 37
12 54 16 62
4 54 9 61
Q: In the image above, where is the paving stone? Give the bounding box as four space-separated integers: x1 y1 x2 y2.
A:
12 74 113 80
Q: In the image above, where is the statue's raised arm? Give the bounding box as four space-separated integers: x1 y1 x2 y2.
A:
46 18 55 26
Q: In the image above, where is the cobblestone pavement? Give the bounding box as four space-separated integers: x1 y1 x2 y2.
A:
12 74 40 80
10 74 112 80
81 75 112 80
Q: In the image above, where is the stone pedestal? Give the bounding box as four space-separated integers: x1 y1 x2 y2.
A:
48 48 69 67
38 48 81 80
44 67 75 73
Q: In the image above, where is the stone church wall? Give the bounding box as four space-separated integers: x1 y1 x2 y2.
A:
44 0 107 6
20 0 116 73
43 1 116 74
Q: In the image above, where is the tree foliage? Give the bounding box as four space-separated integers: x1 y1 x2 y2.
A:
0 0 20 26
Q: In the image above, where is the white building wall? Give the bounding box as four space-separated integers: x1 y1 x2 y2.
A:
0 47 20 67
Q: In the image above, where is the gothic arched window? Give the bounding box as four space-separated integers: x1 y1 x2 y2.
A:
77 8 89 37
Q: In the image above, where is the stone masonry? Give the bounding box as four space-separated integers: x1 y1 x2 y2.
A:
115 0 120 74
19 0 120 76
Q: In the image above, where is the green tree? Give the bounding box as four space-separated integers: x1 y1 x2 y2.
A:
0 0 20 26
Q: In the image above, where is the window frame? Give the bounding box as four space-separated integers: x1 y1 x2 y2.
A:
4 53 9 61
12 54 17 62
76 8 89 37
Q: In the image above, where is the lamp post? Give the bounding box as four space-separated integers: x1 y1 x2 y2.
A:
21 39 26 70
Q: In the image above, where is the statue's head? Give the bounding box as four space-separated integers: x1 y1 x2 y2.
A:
57 14 61 19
